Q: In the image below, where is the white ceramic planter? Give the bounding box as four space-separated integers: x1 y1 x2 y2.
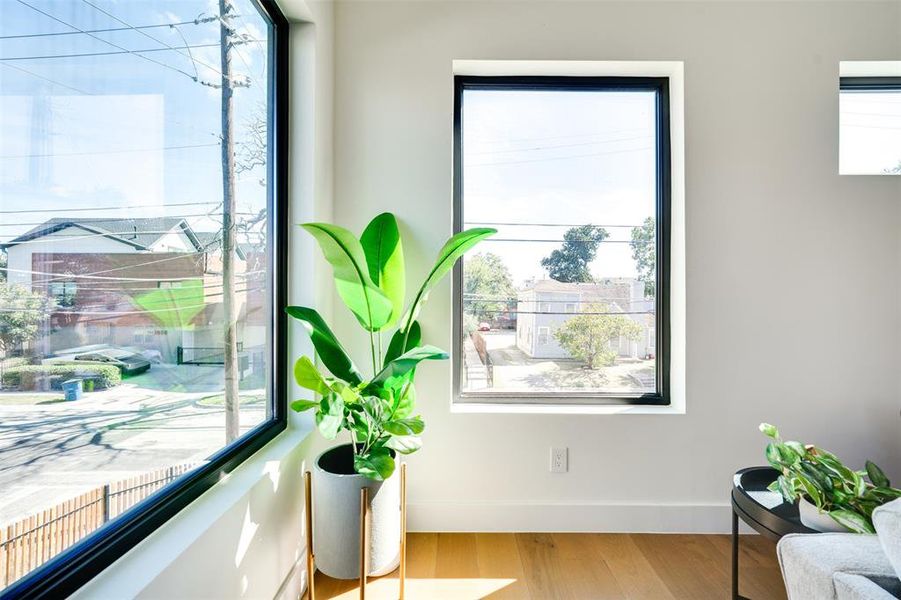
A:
798 497 846 532
312 444 401 579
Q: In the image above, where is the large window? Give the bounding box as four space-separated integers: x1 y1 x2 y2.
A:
453 76 670 405
0 0 287 596
840 76 901 175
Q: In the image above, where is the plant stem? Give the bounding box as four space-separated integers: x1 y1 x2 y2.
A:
368 328 377 377
377 331 383 368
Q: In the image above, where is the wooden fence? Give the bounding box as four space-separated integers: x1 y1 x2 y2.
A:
0 463 196 590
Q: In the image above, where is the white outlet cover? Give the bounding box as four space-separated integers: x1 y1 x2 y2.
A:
550 447 568 473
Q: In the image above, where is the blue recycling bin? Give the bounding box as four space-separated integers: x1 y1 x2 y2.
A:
62 379 83 401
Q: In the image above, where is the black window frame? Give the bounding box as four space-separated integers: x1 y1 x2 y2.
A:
0 1 289 597
840 76 901 92
452 75 671 406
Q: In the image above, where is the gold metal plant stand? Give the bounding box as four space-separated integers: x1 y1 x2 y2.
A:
303 463 408 600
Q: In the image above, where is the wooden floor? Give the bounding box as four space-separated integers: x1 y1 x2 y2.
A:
312 533 786 600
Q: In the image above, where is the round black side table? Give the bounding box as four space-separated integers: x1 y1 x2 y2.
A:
731 466 816 600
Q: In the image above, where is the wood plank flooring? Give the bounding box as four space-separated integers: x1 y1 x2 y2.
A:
312 533 786 600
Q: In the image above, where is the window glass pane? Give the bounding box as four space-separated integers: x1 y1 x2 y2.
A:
459 85 660 398
0 0 273 588
840 87 901 175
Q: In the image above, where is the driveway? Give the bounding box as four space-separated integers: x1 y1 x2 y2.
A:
479 330 655 393
0 363 266 524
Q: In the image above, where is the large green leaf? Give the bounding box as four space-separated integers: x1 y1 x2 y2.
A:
360 213 405 329
392 381 416 419
866 460 890 488
384 416 425 436
829 509 875 534
294 356 330 395
353 447 396 481
286 306 363 385
290 399 319 412
315 393 345 440
385 434 422 455
384 320 421 366
370 345 448 388
400 227 496 333
301 223 393 331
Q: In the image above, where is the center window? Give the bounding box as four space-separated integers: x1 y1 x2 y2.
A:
453 76 670 405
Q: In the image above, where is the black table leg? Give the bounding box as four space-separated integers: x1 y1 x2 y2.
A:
732 507 750 600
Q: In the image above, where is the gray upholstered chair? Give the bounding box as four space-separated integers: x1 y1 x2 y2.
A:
777 498 901 599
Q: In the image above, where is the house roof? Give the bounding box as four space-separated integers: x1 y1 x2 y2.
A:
520 278 638 293
193 231 247 260
0 217 203 251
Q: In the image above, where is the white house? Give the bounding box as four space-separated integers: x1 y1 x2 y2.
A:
516 278 656 360
2 217 202 292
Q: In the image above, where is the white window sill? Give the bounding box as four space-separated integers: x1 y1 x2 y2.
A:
450 402 686 415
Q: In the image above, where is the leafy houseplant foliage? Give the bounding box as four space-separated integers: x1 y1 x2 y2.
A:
760 423 901 533
288 213 496 480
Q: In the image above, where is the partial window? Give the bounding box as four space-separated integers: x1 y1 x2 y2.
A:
454 75 670 405
0 0 287 594
840 76 901 175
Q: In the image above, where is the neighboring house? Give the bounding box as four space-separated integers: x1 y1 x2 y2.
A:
0 218 256 365
516 278 656 360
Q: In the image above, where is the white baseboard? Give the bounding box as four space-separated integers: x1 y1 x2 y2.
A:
409 502 751 534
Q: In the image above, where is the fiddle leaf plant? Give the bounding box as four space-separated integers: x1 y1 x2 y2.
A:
288 213 496 480
760 423 901 533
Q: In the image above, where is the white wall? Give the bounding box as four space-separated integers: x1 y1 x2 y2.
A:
71 0 334 597
331 0 901 532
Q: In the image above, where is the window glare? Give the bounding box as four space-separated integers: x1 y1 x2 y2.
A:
0 0 274 589
840 89 901 175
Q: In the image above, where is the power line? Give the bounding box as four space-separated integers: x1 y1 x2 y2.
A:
0 225 258 246
0 61 92 95
1 42 226 62
464 296 653 305
0 142 219 159
466 146 653 167
14 0 199 81
0 17 217 40
3 266 263 282
472 127 647 146
0 201 218 215
467 134 651 156
484 238 653 244
472 308 654 316
78 1 224 81
464 221 645 228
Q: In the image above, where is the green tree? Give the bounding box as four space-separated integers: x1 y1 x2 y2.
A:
464 252 515 321
554 303 642 369
540 225 608 283
0 285 56 356
630 217 656 299
0 252 6 283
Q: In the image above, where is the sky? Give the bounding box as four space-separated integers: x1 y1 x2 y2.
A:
839 89 901 175
462 88 658 287
0 0 269 243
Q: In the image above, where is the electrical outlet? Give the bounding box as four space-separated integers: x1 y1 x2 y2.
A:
550 447 568 473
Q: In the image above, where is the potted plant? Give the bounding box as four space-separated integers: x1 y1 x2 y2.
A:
759 423 901 533
287 213 494 579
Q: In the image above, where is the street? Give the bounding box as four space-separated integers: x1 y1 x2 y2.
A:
0 364 266 524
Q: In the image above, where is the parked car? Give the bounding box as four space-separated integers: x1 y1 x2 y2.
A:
73 349 151 375
478 322 491 331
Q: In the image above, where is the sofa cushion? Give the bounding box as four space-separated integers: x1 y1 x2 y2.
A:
874 498 901 581
778 533 896 600
834 573 901 600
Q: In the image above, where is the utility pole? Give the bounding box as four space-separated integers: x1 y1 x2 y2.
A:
219 0 240 443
